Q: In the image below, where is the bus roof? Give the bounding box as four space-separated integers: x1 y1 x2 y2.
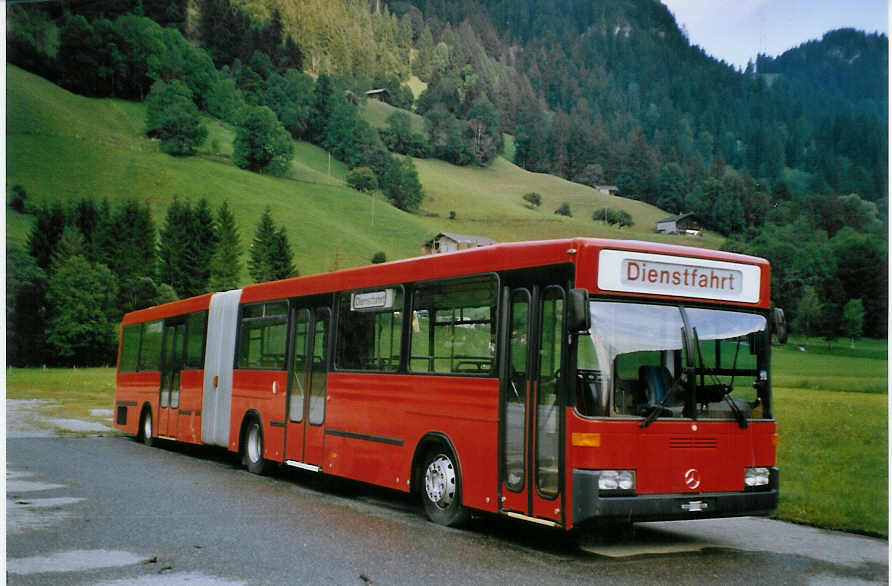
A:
240 238 769 306
121 238 771 325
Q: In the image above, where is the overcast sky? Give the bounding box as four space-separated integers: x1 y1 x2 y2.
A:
661 0 889 70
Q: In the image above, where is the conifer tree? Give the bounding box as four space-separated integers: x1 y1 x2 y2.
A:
50 226 86 272
269 226 297 281
209 200 243 291
189 198 218 295
27 202 67 270
7 244 48 366
248 207 278 283
158 197 189 298
248 207 296 282
106 200 157 285
159 198 218 298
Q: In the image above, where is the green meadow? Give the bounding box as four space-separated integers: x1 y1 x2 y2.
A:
772 337 888 536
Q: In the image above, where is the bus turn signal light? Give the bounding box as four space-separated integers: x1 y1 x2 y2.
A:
571 432 600 447
771 434 780 447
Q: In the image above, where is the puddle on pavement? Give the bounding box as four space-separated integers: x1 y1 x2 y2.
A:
93 571 249 585
11 496 85 508
46 417 112 432
7 550 147 575
7 479 66 492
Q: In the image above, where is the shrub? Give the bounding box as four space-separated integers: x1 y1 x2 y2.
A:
593 207 634 227
346 167 379 192
9 184 27 213
522 192 542 208
554 202 572 217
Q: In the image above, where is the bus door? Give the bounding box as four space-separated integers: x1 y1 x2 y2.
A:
284 307 331 470
500 286 566 524
159 320 186 438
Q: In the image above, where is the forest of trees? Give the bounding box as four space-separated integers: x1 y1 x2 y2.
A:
5 0 889 366
7 195 296 366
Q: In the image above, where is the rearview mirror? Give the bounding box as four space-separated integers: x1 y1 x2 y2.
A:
772 307 788 344
568 288 591 333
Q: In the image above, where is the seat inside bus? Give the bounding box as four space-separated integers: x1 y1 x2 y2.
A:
638 365 674 408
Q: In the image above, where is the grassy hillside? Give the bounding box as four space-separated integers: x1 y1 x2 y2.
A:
7 66 723 286
6 66 430 277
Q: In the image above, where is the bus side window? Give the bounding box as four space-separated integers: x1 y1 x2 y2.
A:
185 311 208 369
409 276 498 375
335 288 403 372
139 320 164 371
238 302 288 369
119 324 142 372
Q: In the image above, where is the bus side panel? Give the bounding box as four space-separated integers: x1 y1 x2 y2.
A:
177 369 204 444
323 373 414 491
324 373 500 513
114 371 160 436
230 369 288 462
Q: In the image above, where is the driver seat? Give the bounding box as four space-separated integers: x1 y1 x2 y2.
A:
638 365 674 408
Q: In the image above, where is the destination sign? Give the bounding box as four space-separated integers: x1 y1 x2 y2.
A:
597 250 761 303
351 289 397 311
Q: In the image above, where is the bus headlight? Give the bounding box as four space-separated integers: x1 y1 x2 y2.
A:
745 467 771 487
598 470 636 492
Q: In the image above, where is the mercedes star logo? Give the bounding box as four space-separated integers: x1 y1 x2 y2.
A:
684 468 701 490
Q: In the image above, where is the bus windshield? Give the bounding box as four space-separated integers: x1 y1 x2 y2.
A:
576 301 770 422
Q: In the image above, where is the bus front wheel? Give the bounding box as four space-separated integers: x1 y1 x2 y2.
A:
421 449 469 527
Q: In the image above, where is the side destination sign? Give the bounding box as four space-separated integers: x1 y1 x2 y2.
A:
597 250 761 303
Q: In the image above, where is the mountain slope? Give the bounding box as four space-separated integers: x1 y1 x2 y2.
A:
6 66 432 277
7 65 724 285
756 29 888 120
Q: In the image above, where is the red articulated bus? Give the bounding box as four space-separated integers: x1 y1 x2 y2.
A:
114 238 784 529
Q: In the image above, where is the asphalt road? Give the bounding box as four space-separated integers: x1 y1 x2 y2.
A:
6 434 889 585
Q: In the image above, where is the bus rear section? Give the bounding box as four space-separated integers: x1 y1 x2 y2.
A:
563 245 779 527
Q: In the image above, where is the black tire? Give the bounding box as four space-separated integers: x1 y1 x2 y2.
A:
243 418 271 475
420 449 469 527
138 408 155 447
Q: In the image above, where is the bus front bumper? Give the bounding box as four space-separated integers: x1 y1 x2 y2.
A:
571 468 778 525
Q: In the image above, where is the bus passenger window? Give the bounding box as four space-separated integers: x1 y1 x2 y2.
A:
139 320 164 371
409 276 497 375
185 311 208 369
119 324 142 372
238 302 288 369
335 288 403 372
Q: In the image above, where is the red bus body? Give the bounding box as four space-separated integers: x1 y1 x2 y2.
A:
114 238 778 529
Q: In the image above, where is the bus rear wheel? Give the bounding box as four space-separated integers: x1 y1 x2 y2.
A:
138 408 154 447
243 418 271 475
421 449 469 527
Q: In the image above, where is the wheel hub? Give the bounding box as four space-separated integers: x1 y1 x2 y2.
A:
424 455 456 509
